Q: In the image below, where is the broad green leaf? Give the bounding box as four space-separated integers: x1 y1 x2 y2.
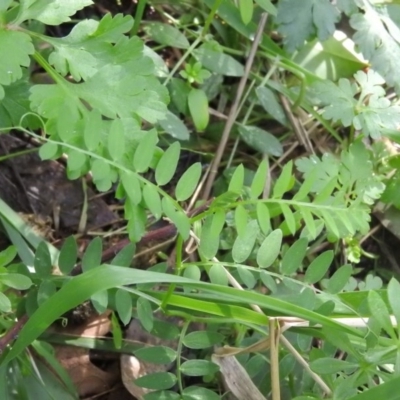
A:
327 264 352 294
0 273 32 290
199 211 225 259
347 376 400 400
162 199 190 240
144 391 180 400
0 292 11 312
254 0 277 15
175 163 202 201
111 243 136 267
388 278 400 337
304 251 333 284
145 22 189 49
67 150 87 173
34 242 52 277
135 346 177 364
59 236 78 275
135 372 177 390
320 210 340 238
137 297 154 332
300 210 318 240
256 87 287 126
368 290 396 339
37 280 56 306
0 246 17 268
228 164 244 193
0 30 34 98
232 220 259 263
257 202 271 234
91 290 108 313
39 142 59 160
121 171 142 205
82 237 102 272
280 203 296 235
180 360 219 377
16 0 93 25
234 204 248 238
250 159 268 199
159 110 190 140
239 0 253 25
183 331 224 349
193 44 244 77
257 229 282 268
238 125 283 156
272 160 293 198
91 159 111 182
108 118 125 161
237 266 256 289
208 264 228 286
134 129 158 173
155 142 180 186
182 386 221 400
310 358 357 374
281 238 308 275
188 88 209 131
115 288 132 326
143 183 162 220
84 110 102 151
184 265 201 281
260 271 277 293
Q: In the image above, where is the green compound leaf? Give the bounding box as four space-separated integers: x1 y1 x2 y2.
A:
304 250 333 284
121 171 142 205
0 30 34 99
232 220 259 263
59 236 78 275
257 229 282 269
145 22 189 49
180 360 219 377
115 288 132 326
276 0 339 53
188 88 209 131
281 238 308 275
134 129 158 173
82 237 102 272
143 183 162 220
135 372 177 391
108 118 125 162
34 242 52 277
155 142 180 186
137 297 154 332
175 162 202 201
238 125 283 156
15 0 93 25
250 159 268 199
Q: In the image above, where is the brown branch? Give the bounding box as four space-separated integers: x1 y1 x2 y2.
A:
0 314 29 353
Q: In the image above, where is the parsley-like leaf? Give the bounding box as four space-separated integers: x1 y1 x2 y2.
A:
276 0 339 52
0 30 34 99
15 0 93 25
351 6 400 92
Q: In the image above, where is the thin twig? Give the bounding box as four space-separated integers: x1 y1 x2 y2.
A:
0 314 29 353
201 13 269 199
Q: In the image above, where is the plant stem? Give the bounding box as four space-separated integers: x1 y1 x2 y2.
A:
130 0 147 36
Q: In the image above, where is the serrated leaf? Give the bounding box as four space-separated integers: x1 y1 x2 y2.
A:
137 297 154 332
34 242 52 277
272 161 293 198
16 0 93 25
155 142 180 186
281 238 307 275
175 163 202 201
232 220 259 263
238 125 283 156
134 129 158 173
115 288 132 326
256 87 287 126
188 88 209 131
234 204 248 238
145 22 189 49
228 164 244 193
304 250 333 284
327 264 352 294
0 30 34 98
250 159 268 199
108 118 125 161
257 229 282 268
59 236 78 275
159 110 190 140
82 237 102 272
276 0 339 53
143 183 162 220
368 290 396 339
